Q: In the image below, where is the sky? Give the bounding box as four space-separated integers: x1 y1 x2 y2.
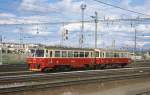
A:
0 0 150 50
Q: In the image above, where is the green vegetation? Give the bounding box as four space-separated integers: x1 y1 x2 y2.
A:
2 53 27 64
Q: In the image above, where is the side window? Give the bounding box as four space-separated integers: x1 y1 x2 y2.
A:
91 52 94 57
79 52 84 57
62 51 67 57
35 50 44 57
49 51 52 57
45 50 48 57
106 52 109 57
114 53 119 57
85 52 89 57
120 53 124 57
74 51 78 57
96 52 99 57
119 53 121 58
103 52 105 57
30 49 35 57
126 53 129 57
110 52 114 57
123 53 128 57
55 51 60 57
100 52 102 57
114 53 116 57
68 51 73 57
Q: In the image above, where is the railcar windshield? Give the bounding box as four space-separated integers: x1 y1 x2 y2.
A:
28 49 44 57
35 50 44 57
28 49 35 57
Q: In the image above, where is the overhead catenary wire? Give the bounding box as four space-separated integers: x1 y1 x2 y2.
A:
0 17 149 26
92 0 150 17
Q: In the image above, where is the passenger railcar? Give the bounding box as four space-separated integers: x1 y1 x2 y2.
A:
27 47 131 72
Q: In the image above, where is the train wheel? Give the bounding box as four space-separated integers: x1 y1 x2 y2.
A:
112 64 118 68
54 65 71 72
121 64 127 68
99 64 106 69
94 64 105 69
84 64 91 70
63 66 71 71
43 68 52 73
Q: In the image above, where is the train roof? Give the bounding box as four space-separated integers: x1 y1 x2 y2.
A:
29 46 130 53
45 46 94 51
95 49 129 53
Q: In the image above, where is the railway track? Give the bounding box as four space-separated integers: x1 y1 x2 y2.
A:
0 67 150 94
0 61 149 73
0 71 39 77
136 91 150 95
0 64 28 72
129 89 150 95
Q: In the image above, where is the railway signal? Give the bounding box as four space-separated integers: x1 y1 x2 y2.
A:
63 29 69 40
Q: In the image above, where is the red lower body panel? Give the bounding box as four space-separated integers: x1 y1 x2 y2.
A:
27 57 131 71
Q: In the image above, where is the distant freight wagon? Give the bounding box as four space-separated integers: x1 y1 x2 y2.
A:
27 47 131 72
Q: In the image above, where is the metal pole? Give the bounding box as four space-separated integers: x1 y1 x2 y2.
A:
81 5 83 48
112 39 115 50
80 3 86 48
134 29 137 61
94 12 98 65
95 12 98 49
61 23 64 47
36 24 39 47
0 35 2 65
19 26 22 54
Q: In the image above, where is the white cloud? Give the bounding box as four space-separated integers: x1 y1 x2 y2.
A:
19 0 58 13
0 13 16 18
0 15 62 24
2 0 150 24
143 36 150 38
12 25 52 36
136 24 150 32
19 0 81 14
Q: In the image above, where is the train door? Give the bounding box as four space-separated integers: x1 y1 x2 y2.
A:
48 50 53 64
45 49 49 57
102 51 106 58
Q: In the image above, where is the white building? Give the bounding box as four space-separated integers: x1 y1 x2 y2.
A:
129 53 143 60
2 42 39 54
144 52 150 60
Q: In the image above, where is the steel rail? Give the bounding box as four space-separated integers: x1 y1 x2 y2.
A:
0 67 150 79
0 71 150 94
0 71 38 77
0 67 150 85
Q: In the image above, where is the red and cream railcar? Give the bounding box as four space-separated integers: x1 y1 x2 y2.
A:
27 48 131 72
